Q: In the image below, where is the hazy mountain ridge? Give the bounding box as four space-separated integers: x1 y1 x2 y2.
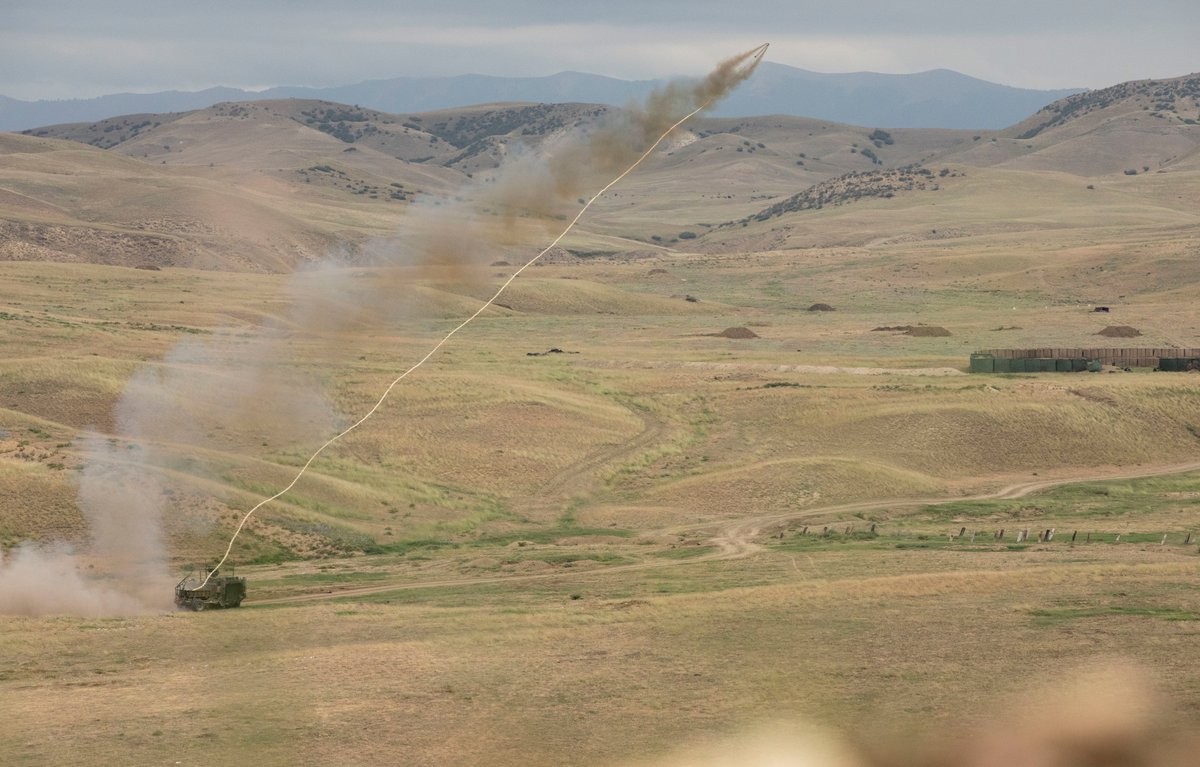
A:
3 70 1198 272
0 62 1081 132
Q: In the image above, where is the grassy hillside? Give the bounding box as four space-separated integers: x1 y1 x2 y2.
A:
5 75 1200 766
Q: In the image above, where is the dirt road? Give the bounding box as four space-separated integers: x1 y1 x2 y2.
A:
250 459 1200 606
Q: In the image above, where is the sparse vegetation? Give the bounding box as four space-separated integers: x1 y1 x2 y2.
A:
5 77 1200 766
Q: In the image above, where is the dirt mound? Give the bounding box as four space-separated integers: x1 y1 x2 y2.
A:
1098 325 1141 337
647 268 669 276
871 324 951 336
905 326 952 337
807 303 836 311
712 327 759 339
507 559 554 572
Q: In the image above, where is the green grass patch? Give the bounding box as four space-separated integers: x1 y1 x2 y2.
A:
1030 605 1199 625
919 471 1200 523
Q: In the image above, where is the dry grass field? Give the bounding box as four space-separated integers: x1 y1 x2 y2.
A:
4 75 1200 765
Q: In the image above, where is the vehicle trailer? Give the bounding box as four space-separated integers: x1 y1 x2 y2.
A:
175 568 246 610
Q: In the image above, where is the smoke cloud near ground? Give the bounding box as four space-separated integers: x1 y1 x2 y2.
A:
0 317 340 617
0 46 766 615
0 433 174 617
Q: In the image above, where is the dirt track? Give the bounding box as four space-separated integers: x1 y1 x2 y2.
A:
250 459 1200 606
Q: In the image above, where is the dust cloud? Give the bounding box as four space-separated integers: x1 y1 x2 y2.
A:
0 46 767 615
0 314 340 617
0 432 174 617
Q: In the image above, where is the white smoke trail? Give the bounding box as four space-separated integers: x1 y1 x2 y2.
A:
200 44 769 586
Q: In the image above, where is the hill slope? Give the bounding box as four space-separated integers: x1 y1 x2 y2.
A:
5 72 1200 275
0 132 416 271
946 73 1200 175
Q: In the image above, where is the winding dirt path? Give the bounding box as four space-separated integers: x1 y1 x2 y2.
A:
529 409 668 504
250 459 1200 606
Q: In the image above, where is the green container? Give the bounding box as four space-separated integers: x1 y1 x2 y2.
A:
1038 359 1056 372
1055 359 1071 372
1071 358 1087 372
993 358 1013 373
969 354 995 373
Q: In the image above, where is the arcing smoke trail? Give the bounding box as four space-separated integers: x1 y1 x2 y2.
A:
200 44 768 587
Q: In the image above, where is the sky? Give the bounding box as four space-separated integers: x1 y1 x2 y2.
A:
1 0 1197 100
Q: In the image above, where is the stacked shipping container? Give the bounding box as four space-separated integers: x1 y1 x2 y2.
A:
970 348 1200 373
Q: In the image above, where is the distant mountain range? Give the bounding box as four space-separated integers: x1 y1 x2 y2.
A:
0 62 1082 132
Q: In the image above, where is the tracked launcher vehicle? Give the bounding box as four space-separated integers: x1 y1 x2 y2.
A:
175 567 246 610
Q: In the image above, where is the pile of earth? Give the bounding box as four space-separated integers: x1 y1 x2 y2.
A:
711 327 759 339
807 303 836 311
906 326 951 337
871 324 952 336
1097 325 1141 337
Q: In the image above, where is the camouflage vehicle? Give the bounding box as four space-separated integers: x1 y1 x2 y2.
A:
175 567 246 610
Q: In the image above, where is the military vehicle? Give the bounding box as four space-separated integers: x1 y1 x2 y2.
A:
174 567 246 610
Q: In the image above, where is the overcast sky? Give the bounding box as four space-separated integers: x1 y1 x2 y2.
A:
2 0 1197 100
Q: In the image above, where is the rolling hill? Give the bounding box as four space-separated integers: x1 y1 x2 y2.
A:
3 72 1198 280
9 66 1200 767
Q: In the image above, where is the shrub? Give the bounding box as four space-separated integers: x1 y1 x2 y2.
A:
868 129 894 145
678 231 698 240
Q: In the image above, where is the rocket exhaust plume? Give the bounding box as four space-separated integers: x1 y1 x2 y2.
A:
468 43 769 238
0 45 766 604
197 43 769 587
